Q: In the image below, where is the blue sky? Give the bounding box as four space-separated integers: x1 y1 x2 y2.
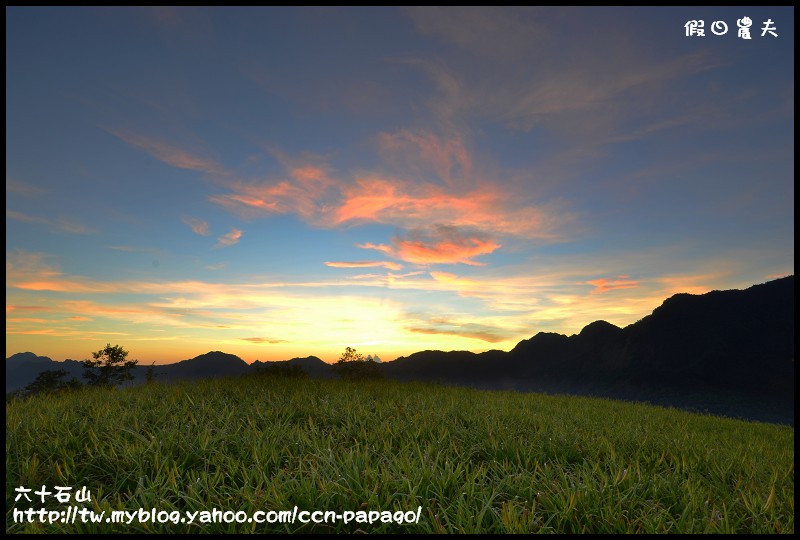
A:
6 7 794 364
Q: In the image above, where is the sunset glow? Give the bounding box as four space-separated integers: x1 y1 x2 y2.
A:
6 7 793 365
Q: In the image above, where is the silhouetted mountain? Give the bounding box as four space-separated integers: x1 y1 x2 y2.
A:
6 353 60 393
382 276 794 425
252 356 333 378
158 351 251 380
382 350 506 383
5 351 331 392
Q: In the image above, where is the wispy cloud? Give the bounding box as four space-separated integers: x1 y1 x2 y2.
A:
104 127 226 175
215 227 243 248
240 337 288 344
209 162 337 221
405 317 516 343
7 210 49 225
7 210 95 234
107 245 163 254
206 138 566 251
325 261 404 271
404 8 718 139
57 219 95 235
7 178 48 197
182 216 211 236
378 130 472 187
6 305 55 313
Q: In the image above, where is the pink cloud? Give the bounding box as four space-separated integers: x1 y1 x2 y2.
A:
332 176 493 227
204 142 565 250
209 164 337 222
215 227 243 248
330 175 561 240
359 226 500 266
182 216 211 236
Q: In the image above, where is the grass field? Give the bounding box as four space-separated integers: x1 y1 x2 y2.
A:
5 376 794 533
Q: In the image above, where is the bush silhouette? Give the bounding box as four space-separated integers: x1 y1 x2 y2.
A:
22 369 81 397
82 343 138 387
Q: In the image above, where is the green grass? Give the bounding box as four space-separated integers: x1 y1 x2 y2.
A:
5 376 794 533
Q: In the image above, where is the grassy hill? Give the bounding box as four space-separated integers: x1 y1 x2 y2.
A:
5 376 794 533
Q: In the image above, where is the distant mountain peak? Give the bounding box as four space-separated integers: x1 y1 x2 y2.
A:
6 352 54 365
185 351 247 364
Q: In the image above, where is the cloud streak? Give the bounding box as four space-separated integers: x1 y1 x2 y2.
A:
7 178 48 197
586 276 639 294
325 261 404 271
7 210 95 235
105 127 226 175
7 210 49 225
240 337 288 344
405 318 515 343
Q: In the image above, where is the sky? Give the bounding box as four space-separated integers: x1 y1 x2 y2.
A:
6 7 794 365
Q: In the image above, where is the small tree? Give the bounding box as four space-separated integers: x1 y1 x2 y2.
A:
145 362 157 384
340 346 363 363
82 343 138 387
333 346 382 380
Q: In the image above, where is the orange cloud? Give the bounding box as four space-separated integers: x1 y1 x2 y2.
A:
182 216 210 236
359 226 500 265
405 323 510 343
6 305 54 313
325 261 404 271
210 174 334 221
586 276 639 294
202 143 563 243
330 175 563 241
215 227 243 248
208 157 338 221
766 272 791 280
331 176 492 227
